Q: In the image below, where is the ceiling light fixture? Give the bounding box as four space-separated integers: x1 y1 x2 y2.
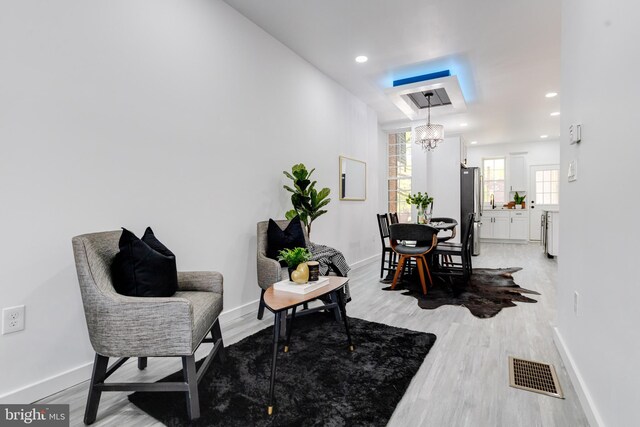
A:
540 135 549 139
550 111 560 116
545 92 558 98
470 141 478 145
460 123 468 127
355 55 368 63
414 92 444 151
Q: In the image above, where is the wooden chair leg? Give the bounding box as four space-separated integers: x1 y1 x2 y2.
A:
84 354 109 425
137 357 147 370
257 289 266 320
422 255 433 285
182 355 200 420
415 257 428 295
380 250 386 278
391 256 406 289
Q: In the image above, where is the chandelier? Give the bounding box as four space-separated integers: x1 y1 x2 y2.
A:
414 92 444 151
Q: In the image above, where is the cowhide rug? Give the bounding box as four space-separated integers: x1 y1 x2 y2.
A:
383 267 539 318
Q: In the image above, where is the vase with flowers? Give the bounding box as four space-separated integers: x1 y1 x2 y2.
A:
406 192 434 224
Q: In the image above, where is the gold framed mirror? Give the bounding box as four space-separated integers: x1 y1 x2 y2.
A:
339 156 366 201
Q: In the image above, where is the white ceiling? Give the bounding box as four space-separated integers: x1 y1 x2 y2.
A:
223 0 561 145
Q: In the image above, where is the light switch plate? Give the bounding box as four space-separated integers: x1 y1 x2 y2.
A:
568 160 578 182
569 124 582 144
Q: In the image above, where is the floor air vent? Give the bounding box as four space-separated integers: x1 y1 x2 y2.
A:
509 356 564 398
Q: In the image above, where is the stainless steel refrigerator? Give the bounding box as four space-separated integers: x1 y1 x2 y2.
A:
460 167 482 256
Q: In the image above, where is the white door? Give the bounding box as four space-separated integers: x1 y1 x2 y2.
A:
529 165 560 240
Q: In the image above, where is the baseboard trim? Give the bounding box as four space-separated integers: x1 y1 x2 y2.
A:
0 361 94 404
349 254 378 270
219 298 260 324
552 327 605 427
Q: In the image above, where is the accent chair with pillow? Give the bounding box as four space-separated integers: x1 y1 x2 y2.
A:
72 230 225 424
256 218 350 321
256 219 309 319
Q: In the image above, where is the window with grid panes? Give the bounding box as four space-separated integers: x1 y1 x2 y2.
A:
535 168 560 205
388 131 412 223
483 157 506 204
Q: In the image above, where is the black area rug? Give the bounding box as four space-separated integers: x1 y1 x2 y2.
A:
383 267 540 318
129 312 436 426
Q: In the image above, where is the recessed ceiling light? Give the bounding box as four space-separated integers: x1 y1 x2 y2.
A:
460 123 468 127
545 92 558 98
550 111 560 116
540 135 549 139
355 55 368 63
470 141 478 145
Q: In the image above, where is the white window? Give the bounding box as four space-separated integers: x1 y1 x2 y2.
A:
388 131 412 222
483 157 506 204
535 168 560 205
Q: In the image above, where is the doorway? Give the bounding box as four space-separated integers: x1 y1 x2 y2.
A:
528 165 560 240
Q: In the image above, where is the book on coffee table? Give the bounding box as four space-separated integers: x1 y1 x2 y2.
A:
273 276 330 294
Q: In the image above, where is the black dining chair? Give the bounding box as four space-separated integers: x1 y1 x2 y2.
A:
434 213 474 280
389 223 439 295
389 212 399 224
376 214 397 279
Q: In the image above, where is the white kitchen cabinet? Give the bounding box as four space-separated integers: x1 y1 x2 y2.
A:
494 216 511 239
509 211 529 240
508 154 527 191
480 210 510 239
480 210 529 241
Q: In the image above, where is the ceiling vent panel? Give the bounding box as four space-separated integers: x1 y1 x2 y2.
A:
407 88 452 109
385 74 467 120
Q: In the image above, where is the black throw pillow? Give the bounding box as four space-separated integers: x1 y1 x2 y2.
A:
266 216 306 262
111 227 178 297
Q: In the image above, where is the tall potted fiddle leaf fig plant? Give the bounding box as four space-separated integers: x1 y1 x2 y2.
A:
283 163 331 236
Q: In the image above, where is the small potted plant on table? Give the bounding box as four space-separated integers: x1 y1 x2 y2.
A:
406 192 434 224
278 247 311 283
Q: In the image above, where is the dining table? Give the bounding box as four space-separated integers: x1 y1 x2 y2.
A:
426 219 458 234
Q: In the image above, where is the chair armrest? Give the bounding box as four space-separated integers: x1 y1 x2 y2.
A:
178 271 223 294
257 252 282 289
91 295 196 357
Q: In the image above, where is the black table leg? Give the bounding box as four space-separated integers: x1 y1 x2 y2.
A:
268 311 281 415
284 306 297 353
336 290 354 352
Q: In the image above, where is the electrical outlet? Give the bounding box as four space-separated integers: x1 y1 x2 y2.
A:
573 292 579 316
2 305 25 334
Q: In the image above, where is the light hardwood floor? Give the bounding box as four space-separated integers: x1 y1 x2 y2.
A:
39 242 589 426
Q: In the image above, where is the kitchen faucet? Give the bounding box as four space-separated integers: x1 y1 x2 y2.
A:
490 194 495 209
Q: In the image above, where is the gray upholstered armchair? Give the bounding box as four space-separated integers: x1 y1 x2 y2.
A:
72 231 225 424
256 220 309 319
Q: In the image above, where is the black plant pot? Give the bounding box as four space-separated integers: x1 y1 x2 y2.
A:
288 267 296 281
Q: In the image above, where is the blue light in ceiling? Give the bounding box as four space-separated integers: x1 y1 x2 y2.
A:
393 70 451 87
382 55 477 102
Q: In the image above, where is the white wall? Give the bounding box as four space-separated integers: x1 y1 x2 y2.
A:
466 140 560 171
0 0 381 401
407 135 461 228
557 1 640 426
426 136 462 228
